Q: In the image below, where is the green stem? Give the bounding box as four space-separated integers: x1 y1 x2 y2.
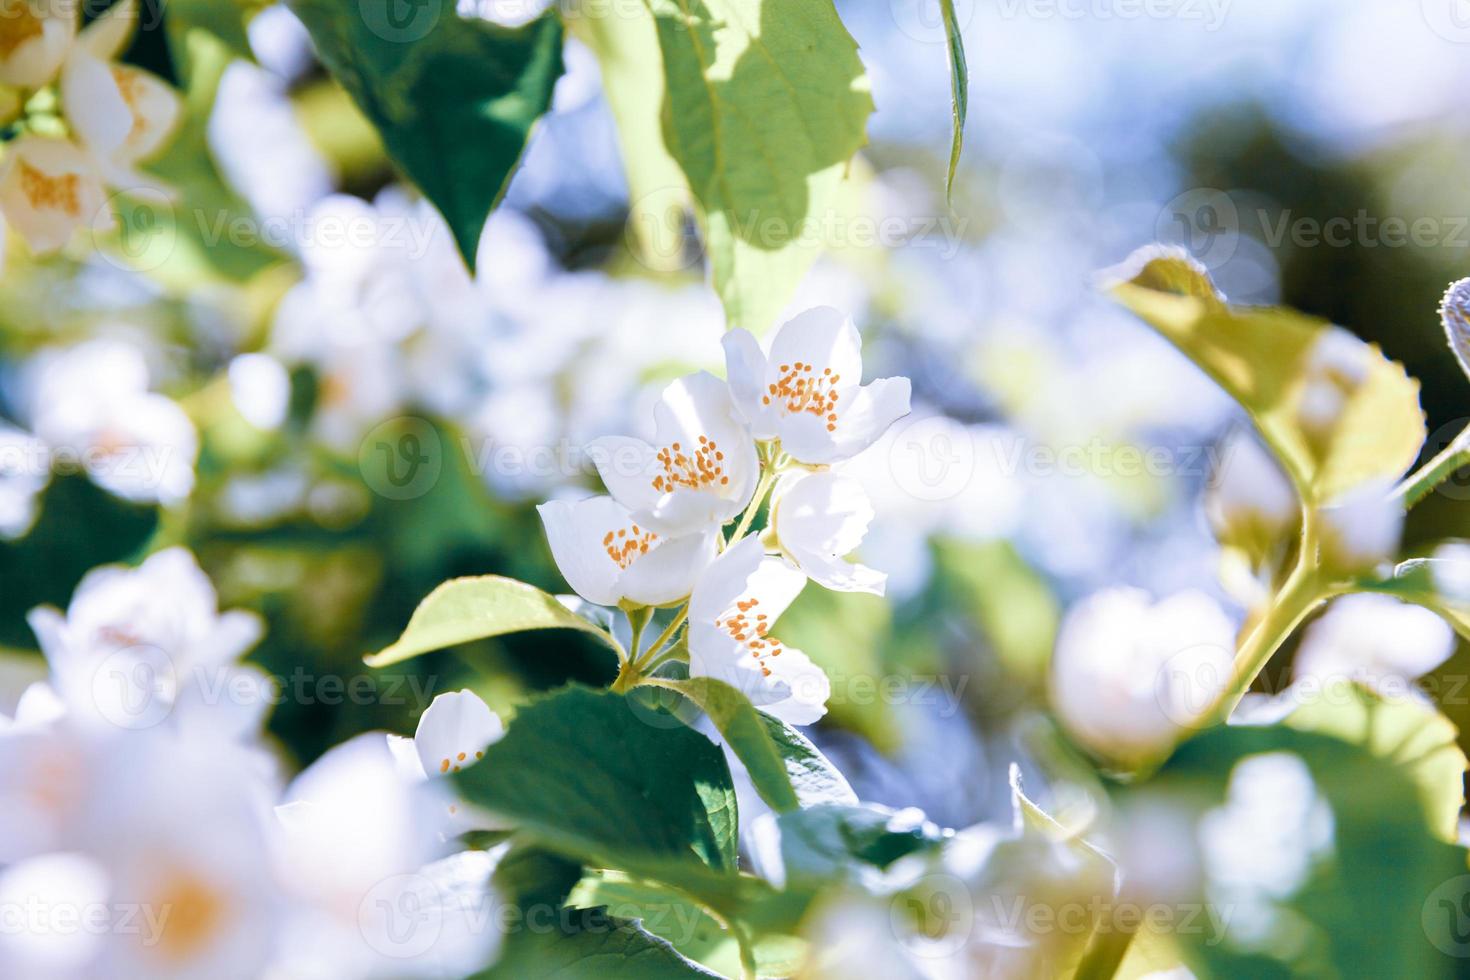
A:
1207 552 1325 725
1073 922 1134 980
727 469 777 548
632 607 688 673
1394 424 1470 508
639 630 689 674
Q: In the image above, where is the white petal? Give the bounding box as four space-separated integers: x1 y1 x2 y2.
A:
78 0 136 60
689 535 766 623
0 137 109 255
537 497 624 606
0 1 77 88
109 65 184 164
642 372 759 533
589 434 664 519
617 527 718 606
721 328 776 438
794 551 887 595
768 307 862 385
386 733 428 780
414 690 504 779
781 377 912 465
759 645 830 726
774 471 873 558
61 48 132 157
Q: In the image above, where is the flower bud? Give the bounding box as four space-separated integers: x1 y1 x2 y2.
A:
1049 588 1236 770
1206 428 1298 558
1442 277 1470 383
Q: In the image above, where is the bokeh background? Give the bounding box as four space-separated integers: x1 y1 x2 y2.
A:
2 0 1469 838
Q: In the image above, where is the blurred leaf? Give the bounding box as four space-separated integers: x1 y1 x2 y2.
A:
366 576 619 667
642 0 873 333
772 586 899 750
756 709 858 808
1283 681 1467 841
775 803 947 890
1109 248 1425 503
287 0 563 268
570 1 691 272
482 908 721 979
569 871 807 977
1359 558 1470 643
938 0 967 200
456 685 739 875
934 537 1059 687
166 0 257 73
1128 722 1468 978
135 29 283 281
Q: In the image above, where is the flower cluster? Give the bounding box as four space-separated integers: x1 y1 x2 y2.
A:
538 307 912 724
0 0 180 255
0 546 506 978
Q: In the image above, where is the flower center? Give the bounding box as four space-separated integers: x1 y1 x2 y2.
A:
437 748 486 774
602 523 658 571
153 871 226 963
19 160 82 217
763 362 841 432
0 1 43 59
716 598 784 677
651 436 729 493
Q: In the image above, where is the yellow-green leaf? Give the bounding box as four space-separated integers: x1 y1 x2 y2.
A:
1285 680 1467 841
366 576 618 667
1108 247 1425 503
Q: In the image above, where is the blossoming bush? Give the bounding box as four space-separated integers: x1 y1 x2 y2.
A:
2 1 1470 979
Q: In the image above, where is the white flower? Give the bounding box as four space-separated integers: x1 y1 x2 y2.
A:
1294 594 1454 690
60 0 181 187
768 471 885 595
591 371 759 536
1050 588 1236 770
0 421 48 539
1317 478 1402 573
1205 428 1297 545
26 547 269 738
1441 277 1470 383
722 306 911 464
538 494 719 607
273 734 497 980
387 689 505 834
29 339 198 504
688 536 829 725
0 135 111 254
0 0 78 88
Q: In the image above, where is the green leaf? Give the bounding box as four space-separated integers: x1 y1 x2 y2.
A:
1108 247 1425 503
938 0 967 200
641 0 874 333
1125 722 1469 978
775 803 947 890
646 677 855 814
167 0 257 72
482 908 722 979
934 537 1059 687
1360 558 1470 643
569 871 807 978
456 685 739 875
1283 680 1467 842
366 576 620 667
287 0 563 268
